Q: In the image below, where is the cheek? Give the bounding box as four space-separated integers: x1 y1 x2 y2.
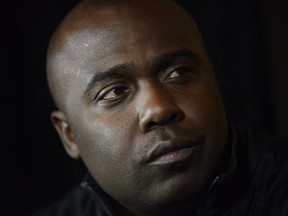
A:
73 112 144 201
74 111 136 175
181 82 226 129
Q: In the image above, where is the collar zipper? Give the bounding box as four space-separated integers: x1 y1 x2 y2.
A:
197 176 221 216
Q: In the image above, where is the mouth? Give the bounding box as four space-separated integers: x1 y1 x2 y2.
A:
146 138 201 166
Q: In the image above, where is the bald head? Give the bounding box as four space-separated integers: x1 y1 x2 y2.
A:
46 0 207 111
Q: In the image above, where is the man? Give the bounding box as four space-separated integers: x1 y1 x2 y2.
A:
34 0 288 215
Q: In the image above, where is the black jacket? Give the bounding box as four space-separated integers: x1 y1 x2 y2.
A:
32 122 288 216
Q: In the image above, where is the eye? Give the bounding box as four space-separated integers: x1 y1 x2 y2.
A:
99 86 130 101
166 66 193 81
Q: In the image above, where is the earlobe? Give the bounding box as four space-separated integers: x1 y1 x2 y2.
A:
51 111 81 159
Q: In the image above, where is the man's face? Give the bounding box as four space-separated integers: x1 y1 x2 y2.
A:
50 0 228 214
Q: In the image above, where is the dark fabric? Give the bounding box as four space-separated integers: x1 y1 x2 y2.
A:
31 121 288 216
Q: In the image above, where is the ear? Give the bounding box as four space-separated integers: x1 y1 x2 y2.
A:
51 111 80 159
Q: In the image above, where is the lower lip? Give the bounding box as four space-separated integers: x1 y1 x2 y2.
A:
149 147 195 165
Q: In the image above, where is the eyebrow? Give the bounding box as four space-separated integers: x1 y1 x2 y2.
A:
152 48 199 72
84 48 198 96
84 64 132 96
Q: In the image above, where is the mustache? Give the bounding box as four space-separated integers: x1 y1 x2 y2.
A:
132 127 206 164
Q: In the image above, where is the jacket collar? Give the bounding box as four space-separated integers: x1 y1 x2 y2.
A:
196 117 252 215
81 174 119 216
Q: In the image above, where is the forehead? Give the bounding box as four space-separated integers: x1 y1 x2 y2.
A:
54 0 204 65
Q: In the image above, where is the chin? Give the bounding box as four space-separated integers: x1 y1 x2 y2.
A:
149 170 208 205
135 183 205 216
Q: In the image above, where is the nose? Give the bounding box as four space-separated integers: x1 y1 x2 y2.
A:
138 83 185 133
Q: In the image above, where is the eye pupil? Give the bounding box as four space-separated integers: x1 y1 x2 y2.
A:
113 87 126 95
176 67 189 74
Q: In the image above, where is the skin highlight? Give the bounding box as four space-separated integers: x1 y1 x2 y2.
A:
47 0 229 215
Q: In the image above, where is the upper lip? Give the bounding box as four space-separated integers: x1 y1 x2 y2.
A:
145 137 200 164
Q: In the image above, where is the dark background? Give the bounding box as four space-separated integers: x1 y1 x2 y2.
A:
1 0 287 215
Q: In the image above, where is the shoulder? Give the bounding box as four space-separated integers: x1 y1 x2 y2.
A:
233 119 288 180
246 130 288 179
250 132 288 171
248 132 288 215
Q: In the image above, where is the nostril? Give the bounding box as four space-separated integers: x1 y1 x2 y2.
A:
147 112 184 131
168 113 179 124
161 112 184 126
146 121 157 130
